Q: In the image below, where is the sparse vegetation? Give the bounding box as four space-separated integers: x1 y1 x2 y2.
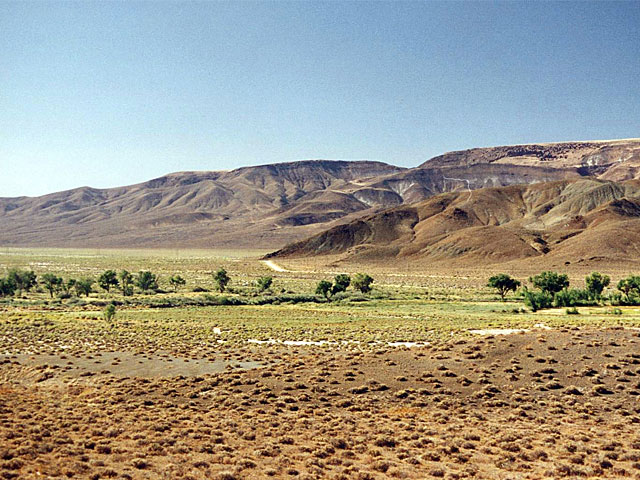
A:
0 248 639 480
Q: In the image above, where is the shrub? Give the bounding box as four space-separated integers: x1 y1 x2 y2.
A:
213 268 230 292
523 289 553 312
553 288 598 308
0 277 16 297
169 275 186 292
255 276 273 292
104 303 117 323
566 307 580 315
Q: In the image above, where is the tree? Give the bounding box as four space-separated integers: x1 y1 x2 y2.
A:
98 270 119 293
169 274 186 292
119 270 133 296
62 278 77 296
331 274 351 295
213 268 230 293
255 276 273 292
8 268 37 295
136 271 158 292
617 275 640 298
316 280 332 298
0 277 16 297
487 274 521 301
41 273 63 298
585 272 610 297
529 271 569 295
352 273 374 293
75 278 94 297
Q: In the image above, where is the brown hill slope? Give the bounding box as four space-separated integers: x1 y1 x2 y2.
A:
267 178 640 266
1 139 639 249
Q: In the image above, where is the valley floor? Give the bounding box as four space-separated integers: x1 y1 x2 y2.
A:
1 248 640 479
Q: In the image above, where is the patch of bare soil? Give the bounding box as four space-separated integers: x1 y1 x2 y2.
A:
1 328 640 479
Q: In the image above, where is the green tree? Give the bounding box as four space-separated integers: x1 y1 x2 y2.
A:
169 274 186 292
41 273 63 298
487 274 521 301
62 278 77 296
352 273 374 294
136 271 158 292
213 268 230 292
0 277 16 297
98 270 119 293
617 275 640 298
119 270 133 296
8 268 37 295
585 272 610 297
529 271 569 295
316 280 332 298
331 274 351 295
75 278 94 297
255 276 273 292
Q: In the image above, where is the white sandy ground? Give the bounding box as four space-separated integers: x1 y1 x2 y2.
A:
261 259 290 272
469 323 552 335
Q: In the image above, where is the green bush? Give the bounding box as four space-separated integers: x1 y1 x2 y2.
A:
523 290 553 312
553 288 598 308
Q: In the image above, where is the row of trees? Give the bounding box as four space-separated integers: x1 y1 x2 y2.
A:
488 271 640 311
315 273 374 298
0 267 273 299
0 268 164 298
1 266 375 301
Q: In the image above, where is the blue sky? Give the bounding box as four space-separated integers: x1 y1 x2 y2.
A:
1 1 638 197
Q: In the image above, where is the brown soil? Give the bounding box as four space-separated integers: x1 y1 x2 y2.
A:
2 328 639 479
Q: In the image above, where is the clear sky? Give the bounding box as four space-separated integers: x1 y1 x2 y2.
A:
1 1 639 197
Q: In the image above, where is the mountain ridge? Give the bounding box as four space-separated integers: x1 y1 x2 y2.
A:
1 139 639 250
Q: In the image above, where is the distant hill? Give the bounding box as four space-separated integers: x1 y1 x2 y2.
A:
267 178 640 267
1 139 639 249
